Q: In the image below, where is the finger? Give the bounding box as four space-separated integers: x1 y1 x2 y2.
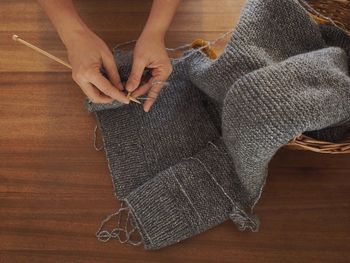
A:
130 80 153 98
143 79 165 112
101 52 124 91
81 82 115 104
88 71 130 104
126 58 147 92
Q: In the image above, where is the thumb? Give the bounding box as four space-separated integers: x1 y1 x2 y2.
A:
126 58 147 92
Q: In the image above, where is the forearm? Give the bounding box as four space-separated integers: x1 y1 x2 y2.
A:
142 0 181 40
37 0 90 47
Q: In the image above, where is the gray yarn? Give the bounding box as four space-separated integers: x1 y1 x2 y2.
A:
88 0 350 250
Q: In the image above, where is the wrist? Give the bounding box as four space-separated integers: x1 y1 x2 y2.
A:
60 26 92 49
140 26 166 43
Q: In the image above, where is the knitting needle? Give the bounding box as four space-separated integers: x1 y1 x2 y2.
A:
127 94 141 104
126 92 138 103
12 34 72 69
12 34 141 104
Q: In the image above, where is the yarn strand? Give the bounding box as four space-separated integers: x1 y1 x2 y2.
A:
96 201 142 246
93 125 104 151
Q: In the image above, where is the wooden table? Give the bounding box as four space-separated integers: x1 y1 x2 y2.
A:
1 0 349 262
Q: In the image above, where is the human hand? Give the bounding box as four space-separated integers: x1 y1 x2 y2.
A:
126 32 172 112
65 29 129 104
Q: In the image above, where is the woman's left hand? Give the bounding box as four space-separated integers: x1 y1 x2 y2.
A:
126 31 172 112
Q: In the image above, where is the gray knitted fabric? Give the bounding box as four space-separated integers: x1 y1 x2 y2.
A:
88 0 350 250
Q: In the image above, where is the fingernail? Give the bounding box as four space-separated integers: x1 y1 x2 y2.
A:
126 84 136 92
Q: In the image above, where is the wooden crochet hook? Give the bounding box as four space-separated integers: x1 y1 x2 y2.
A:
12 34 141 104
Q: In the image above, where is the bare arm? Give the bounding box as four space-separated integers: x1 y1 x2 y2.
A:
37 0 129 104
142 0 181 39
37 0 87 45
127 0 181 112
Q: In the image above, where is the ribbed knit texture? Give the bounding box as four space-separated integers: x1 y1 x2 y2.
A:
87 0 350 250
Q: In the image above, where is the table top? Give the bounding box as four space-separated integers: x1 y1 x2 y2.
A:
1 0 350 262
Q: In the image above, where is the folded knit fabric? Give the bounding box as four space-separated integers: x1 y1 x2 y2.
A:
88 0 350 250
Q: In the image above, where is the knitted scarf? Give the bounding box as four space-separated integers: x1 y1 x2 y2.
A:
86 0 350 250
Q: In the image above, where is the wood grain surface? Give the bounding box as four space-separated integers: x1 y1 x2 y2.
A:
0 0 349 262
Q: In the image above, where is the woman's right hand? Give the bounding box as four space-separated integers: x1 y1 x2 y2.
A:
65 29 129 104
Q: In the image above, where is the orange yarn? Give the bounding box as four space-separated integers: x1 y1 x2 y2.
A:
191 39 218 59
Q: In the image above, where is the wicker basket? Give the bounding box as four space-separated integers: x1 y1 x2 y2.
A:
193 0 350 154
